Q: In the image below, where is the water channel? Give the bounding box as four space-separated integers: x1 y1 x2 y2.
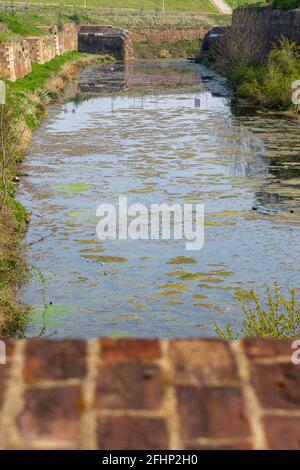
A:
18 60 300 338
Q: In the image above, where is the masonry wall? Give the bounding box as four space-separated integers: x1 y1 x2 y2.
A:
78 25 133 61
232 6 300 61
0 337 299 450
0 23 78 82
130 27 209 43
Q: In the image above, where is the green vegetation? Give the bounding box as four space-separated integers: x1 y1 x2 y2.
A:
1 1 218 13
0 52 109 335
0 6 229 45
215 284 300 340
232 39 300 110
133 38 200 58
272 0 300 9
204 23 300 112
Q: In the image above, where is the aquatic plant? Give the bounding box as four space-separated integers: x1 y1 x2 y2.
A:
214 283 300 340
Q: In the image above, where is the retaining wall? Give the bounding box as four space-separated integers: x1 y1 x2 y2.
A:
129 27 208 43
232 7 300 60
78 25 133 61
0 337 298 449
0 23 78 82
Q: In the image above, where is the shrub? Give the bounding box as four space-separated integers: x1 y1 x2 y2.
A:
214 283 300 340
273 0 300 10
233 38 300 109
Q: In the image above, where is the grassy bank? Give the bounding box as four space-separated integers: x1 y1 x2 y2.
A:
0 7 228 44
0 52 111 336
1 0 219 13
133 38 200 58
202 29 300 112
230 39 300 111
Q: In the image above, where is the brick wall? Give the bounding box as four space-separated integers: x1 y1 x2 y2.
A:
26 36 56 65
78 25 133 61
130 27 208 43
0 338 298 450
232 7 300 61
0 23 78 82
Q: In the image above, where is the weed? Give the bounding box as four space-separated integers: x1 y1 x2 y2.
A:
214 283 300 340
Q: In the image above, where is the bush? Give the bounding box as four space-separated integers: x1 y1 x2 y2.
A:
273 0 300 10
233 38 300 109
214 283 300 340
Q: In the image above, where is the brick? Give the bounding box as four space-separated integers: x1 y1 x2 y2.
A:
18 386 83 448
185 441 253 450
170 339 238 384
244 338 292 360
0 340 14 408
176 385 250 442
264 416 300 450
23 339 86 383
251 363 300 410
101 338 161 363
96 362 163 410
0 366 8 409
97 416 168 450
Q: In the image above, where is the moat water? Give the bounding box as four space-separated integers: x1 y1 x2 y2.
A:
18 60 300 338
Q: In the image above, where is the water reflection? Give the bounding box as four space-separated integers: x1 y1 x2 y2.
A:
18 60 300 339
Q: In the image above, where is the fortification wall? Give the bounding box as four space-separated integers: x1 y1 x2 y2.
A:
0 23 78 82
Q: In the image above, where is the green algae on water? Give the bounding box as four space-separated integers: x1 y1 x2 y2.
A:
55 183 92 193
79 247 105 253
75 239 99 245
159 283 191 292
167 256 197 265
81 255 128 263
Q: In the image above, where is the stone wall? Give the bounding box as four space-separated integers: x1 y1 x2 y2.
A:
232 6 300 61
78 25 133 61
130 27 208 43
0 41 32 82
0 23 78 82
0 337 298 449
26 35 56 65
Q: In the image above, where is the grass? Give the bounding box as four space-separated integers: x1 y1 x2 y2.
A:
225 0 268 6
0 6 229 45
133 38 200 58
10 51 90 92
1 0 219 13
0 51 111 336
232 38 300 110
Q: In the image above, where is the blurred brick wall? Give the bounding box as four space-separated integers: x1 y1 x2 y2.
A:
0 338 299 450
